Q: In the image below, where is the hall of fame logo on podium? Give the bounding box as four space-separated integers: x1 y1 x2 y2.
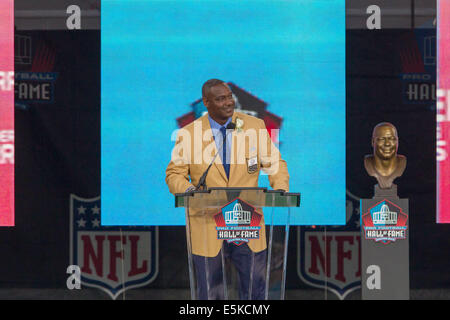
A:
362 199 408 244
214 198 262 246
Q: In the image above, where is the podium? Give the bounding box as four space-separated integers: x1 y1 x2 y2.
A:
175 187 300 300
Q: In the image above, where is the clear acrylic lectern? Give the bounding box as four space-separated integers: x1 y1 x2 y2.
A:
175 187 300 300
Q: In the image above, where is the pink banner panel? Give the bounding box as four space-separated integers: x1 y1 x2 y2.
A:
0 0 14 226
438 0 450 223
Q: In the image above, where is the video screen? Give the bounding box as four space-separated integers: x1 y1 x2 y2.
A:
101 0 346 226
438 0 450 223
0 0 14 226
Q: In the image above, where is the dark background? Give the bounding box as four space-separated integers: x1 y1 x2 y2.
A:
0 0 448 299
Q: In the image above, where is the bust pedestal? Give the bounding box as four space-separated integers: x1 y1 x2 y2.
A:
360 184 409 300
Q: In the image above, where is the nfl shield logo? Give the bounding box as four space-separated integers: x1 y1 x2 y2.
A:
70 194 158 299
297 190 361 300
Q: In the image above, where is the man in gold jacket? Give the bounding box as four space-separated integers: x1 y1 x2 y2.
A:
166 79 289 299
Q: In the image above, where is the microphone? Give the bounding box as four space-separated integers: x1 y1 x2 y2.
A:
196 122 236 190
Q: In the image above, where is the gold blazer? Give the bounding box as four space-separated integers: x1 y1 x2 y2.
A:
166 111 289 257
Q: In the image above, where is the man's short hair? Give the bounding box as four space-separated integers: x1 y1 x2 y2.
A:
202 79 226 98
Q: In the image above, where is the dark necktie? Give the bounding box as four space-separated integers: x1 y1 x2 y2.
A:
220 126 230 179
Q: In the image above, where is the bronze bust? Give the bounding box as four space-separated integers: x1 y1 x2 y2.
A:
364 122 406 189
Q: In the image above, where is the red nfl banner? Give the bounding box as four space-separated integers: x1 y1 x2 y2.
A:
0 0 14 226
438 1 450 223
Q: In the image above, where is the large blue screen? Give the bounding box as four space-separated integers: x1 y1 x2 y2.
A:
101 0 346 225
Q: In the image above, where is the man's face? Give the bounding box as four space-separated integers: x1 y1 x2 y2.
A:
372 125 398 160
203 83 235 124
